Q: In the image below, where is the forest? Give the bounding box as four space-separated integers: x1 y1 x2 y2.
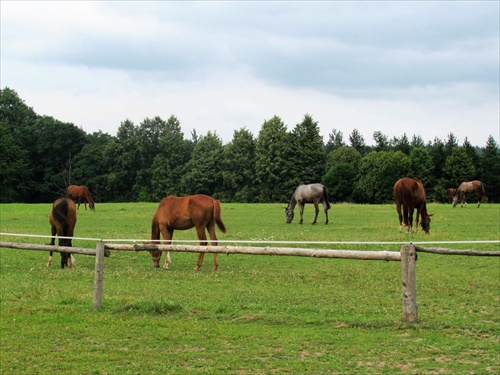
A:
1 87 499 204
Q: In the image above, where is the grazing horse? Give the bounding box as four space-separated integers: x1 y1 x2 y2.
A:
393 178 432 234
67 185 95 210
453 180 487 208
446 188 456 203
150 194 227 272
48 198 77 269
285 183 331 224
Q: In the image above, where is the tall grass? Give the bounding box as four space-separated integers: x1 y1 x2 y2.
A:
1 202 499 374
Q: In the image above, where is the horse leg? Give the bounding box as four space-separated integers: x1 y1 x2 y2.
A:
207 222 219 272
402 205 410 232
414 208 420 233
312 203 319 225
396 203 403 232
194 226 209 271
323 201 329 225
67 228 76 268
408 207 416 233
299 203 304 224
160 227 173 270
47 225 57 267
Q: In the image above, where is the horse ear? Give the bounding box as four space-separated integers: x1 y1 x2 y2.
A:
428 214 434 217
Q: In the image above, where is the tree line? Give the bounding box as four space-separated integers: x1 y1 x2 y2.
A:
1 87 499 204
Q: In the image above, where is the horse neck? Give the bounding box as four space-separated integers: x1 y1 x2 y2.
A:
287 195 297 210
420 202 428 216
84 190 93 202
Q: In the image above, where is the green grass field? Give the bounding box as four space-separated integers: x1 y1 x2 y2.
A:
1 202 499 374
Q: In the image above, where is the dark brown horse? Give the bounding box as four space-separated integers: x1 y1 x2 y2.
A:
67 185 95 210
150 194 227 272
452 180 487 208
48 198 77 269
285 183 331 224
446 188 456 203
394 178 432 234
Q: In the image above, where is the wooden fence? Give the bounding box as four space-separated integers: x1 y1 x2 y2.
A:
0 239 498 323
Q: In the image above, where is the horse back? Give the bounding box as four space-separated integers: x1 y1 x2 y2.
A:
50 198 77 234
394 178 426 208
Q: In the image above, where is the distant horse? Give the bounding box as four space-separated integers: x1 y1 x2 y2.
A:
48 198 77 269
394 178 432 234
446 188 456 203
150 194 227 272
67 185 95 210
285 183 331 224
452 180 487 208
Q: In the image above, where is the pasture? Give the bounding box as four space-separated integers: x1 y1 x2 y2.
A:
1 202 499 374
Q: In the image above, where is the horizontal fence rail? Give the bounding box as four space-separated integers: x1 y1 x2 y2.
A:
0 241 97 256
0 241 111 257
105 243 403 261
414 246 500 256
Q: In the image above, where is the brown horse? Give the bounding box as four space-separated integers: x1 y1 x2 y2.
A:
48 198 77 269
446 188 456 203
67 185 95 210
285 183 331 224
394 178 432 234
150 194 227 272
453 180 487 208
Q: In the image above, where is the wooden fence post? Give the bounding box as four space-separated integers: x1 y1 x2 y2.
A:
401 244 417 322
93 241 105 310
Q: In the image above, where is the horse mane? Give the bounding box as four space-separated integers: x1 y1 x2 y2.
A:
287 193 297 209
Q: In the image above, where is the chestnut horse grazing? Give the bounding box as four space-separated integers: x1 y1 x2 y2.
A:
394 178 432 234
48 198 77 269
452 180 487 208
285 183 331 224
67 185 95 210
150 195 227 272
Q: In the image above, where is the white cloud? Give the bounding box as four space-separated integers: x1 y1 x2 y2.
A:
1 1 498 147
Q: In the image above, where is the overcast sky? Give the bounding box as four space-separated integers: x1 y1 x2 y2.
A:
1 1 499 146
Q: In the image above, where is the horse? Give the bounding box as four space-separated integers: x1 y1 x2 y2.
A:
150 194 227 272
452 180 487 208
446 188 456 203
393 178 432 234
285 183 331 224
47 198 77 269
67 185 95 210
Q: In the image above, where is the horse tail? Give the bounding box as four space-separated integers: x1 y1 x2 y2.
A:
151 217 161 242
52 199 72 246
213 199 227 234
322 185 331 209
481 183 488 201
53 199 69 231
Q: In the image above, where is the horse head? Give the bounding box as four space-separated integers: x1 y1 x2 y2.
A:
285 206 294 224
421 214 433 234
